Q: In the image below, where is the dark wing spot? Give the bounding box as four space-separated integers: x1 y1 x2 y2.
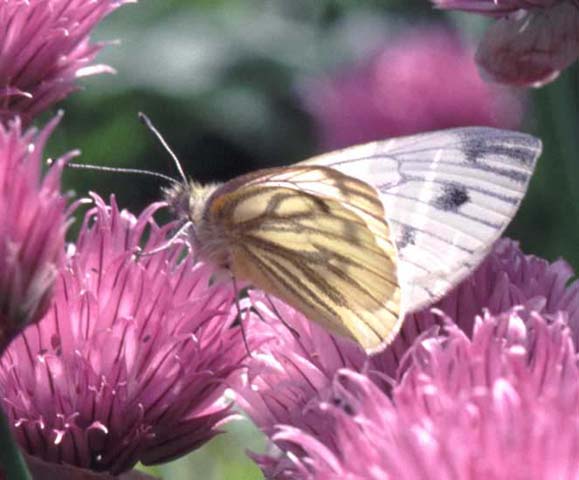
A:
398 226 416 248
462 136 487 163
434 184 470 212
460 131 537 166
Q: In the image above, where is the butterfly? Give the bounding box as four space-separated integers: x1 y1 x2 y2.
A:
145 117 541 354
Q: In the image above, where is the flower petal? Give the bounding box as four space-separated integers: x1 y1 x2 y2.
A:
476 2 579 86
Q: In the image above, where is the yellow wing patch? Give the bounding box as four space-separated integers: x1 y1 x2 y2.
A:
208 166 401 352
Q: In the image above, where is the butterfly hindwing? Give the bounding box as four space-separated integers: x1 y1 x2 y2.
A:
207 166 401 351
301 127 541 314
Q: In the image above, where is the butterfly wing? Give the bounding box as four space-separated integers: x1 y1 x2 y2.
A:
301 127 541 314
207 166 401 352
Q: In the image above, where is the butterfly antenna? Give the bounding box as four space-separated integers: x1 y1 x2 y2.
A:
138 112 188 185
64 161 178 184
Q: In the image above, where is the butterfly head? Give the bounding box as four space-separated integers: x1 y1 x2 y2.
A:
163 179 221 226
163 179 235 269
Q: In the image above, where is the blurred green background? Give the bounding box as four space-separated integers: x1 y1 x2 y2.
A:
42 0 579 478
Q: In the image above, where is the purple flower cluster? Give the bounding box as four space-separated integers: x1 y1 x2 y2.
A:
0 2 251 477
0 0 131 125
236 240 579 478
259 312 579 479
432 0 579 86
0 196 245 475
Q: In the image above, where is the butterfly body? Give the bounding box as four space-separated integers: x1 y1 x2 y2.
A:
161 127 541 353
165 166 401 349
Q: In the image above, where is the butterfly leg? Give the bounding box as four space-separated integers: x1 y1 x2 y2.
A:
134 220 193 259
231 274 252 357
263 293 301 340
244 290 300 340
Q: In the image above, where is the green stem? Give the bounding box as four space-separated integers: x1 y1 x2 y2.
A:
543 66 579 218
0 406 31 480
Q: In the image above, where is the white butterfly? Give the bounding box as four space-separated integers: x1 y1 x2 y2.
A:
139 115 541 353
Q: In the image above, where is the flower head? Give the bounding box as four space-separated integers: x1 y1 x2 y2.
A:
0 0 132 125
236 240 579 477
432 0 579 86
0 112 70 353
301 27 523 150
0 195 245 475
260 311 579 479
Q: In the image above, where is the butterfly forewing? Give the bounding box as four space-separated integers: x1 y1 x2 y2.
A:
301 127 541 314
207 166 401 351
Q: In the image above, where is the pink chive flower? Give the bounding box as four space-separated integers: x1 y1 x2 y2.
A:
236 240 579 476
300 27 523 150
260 311 579 479
432 0 579 86
0 112 70 353
0 0 132 126
0 195 245 476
